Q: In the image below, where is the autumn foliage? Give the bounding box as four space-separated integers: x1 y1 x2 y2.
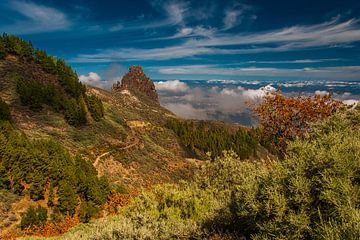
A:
23 216 80 237
19 191 136 238
254 91 340 154
103 191 136 214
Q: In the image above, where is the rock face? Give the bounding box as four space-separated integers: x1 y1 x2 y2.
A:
113 66 159 103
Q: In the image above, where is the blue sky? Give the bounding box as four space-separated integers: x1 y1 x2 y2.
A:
1 0 360 85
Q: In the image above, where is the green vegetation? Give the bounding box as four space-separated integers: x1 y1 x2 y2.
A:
0 34 33 61
0 120 110 221
30 107 359 239
20 206 48 230
166 119 258 159
0 97 11 121
0 33 103 126
86 95 104 121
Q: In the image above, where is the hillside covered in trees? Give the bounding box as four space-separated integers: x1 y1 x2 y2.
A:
0 34 104 126
0 100 110 232
165 119 259 160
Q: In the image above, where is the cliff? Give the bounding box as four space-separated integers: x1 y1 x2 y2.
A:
112 66 159 103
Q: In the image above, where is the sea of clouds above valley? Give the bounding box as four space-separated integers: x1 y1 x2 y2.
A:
154 79 360 126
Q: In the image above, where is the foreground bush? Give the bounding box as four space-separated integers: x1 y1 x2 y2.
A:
229 108 360 239
254 91 340 155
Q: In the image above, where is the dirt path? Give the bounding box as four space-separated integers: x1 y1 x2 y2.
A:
94 151 110 167
120 128 139 150
93 127 140 168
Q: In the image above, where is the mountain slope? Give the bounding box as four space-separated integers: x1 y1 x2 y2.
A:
0 56 194 190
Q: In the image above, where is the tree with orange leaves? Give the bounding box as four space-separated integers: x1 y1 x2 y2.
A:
254 91 340 155
103 191 136 214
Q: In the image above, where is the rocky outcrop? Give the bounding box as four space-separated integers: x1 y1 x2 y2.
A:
112 66 159 103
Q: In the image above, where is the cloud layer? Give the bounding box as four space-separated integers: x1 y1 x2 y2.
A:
155 79 360 125
155 80 278 125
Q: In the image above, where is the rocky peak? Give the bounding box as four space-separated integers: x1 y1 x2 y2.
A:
112 66 159 103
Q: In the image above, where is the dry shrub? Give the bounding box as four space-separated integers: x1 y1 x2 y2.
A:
103 191 136 215
23 216 80 237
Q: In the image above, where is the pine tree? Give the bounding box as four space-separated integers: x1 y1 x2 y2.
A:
58 180 77 215
48 182 55 207
21 206 37 229
29 172 46 200
79 201 97 223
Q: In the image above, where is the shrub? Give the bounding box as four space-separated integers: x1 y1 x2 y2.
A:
86 95 104 121
57 180 77 215
20 206 47 230
254 91 340 155
79 201 98 223
228 108 360 239
0 98 11 121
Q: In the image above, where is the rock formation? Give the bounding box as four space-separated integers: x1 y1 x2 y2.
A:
112 66 159 103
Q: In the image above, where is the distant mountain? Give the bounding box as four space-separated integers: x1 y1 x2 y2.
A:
113 65 159 103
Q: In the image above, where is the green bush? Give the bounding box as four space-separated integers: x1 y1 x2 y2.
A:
58 180 77 215
86 95 104 121
0 98 11 121
1 33 34 61
228 108 360 239
79 201 98 223
20 206 47 230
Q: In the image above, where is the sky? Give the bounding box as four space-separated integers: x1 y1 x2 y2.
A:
1 0 360 88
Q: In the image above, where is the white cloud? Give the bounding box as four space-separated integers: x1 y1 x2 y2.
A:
223 9 242 30
71 17 360 63
155 80 189 92
108 23 124 32
343 99 359 106
223 2 253 30
315 90 330 96
159 83 279 125
163 103 208 120
71 45 213 62
1 1 71 34
220 88 238 96
242 84 276 99
79 64 126 90
179 27 193 36
192 17 360 48
151 64 360 80
172 26 216 38
247 59 342 64
162 1 188 25
79 72 101 83
104 0 189 33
